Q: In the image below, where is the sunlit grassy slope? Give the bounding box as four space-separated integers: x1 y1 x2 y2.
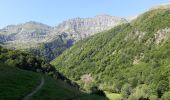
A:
104 91 121 100
0 63 107 100
0 63 41 100
31 76 108 100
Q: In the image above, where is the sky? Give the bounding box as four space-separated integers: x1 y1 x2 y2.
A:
0 0 170 28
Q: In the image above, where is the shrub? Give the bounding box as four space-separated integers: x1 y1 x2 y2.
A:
156 80 169 98
161 91 170 100
121 83 132 98
128 84 152 100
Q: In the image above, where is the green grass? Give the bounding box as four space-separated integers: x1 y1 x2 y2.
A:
31 76 108 100
104 91 121 100
30 76 81 100
0 63 41 100
0 63 107 100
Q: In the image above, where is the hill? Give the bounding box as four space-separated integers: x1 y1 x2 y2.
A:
0 63 41 100
51 5 170 99
0 63 107 100
0 46 108 100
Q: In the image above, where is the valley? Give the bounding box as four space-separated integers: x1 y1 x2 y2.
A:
0 2 170 100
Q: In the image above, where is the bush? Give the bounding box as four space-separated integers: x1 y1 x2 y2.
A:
128 84 152 100
121 83 132 98
157 80 169 98
161 91 170 100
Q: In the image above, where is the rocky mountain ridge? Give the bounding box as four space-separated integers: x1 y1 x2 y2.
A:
50 15 128 41
0 15 128 48
0 15 129 60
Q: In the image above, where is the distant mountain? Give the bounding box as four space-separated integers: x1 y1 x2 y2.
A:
0 21 52 48
50 15 128 41
51 4 170 99
0 15 129 61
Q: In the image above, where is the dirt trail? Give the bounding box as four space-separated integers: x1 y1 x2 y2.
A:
22 76 45 100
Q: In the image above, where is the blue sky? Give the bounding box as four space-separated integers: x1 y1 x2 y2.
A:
0 0 169 28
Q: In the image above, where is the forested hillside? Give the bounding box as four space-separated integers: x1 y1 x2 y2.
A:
0 46 79 87
52 7 170 99
0 46 108 99
0 46 56 74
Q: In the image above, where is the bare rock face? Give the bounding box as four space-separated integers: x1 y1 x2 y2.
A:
51 15 128 41
0 15 128 49
154 28 170 44
81 74 94 84
124 30 145 42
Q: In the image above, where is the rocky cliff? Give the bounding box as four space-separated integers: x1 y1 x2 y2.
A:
0 15 129 60
50 15 128 41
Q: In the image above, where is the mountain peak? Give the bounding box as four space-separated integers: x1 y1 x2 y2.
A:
24 21 51 27
25 21 40 24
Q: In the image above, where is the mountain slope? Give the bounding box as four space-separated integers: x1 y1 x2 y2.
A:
0 46 108 100
0 15 128 61
51 5 170 99
30 76 108 100
0 63 41 100
0 63 107 100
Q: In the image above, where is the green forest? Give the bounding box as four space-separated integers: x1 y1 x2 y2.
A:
52 8 170 99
